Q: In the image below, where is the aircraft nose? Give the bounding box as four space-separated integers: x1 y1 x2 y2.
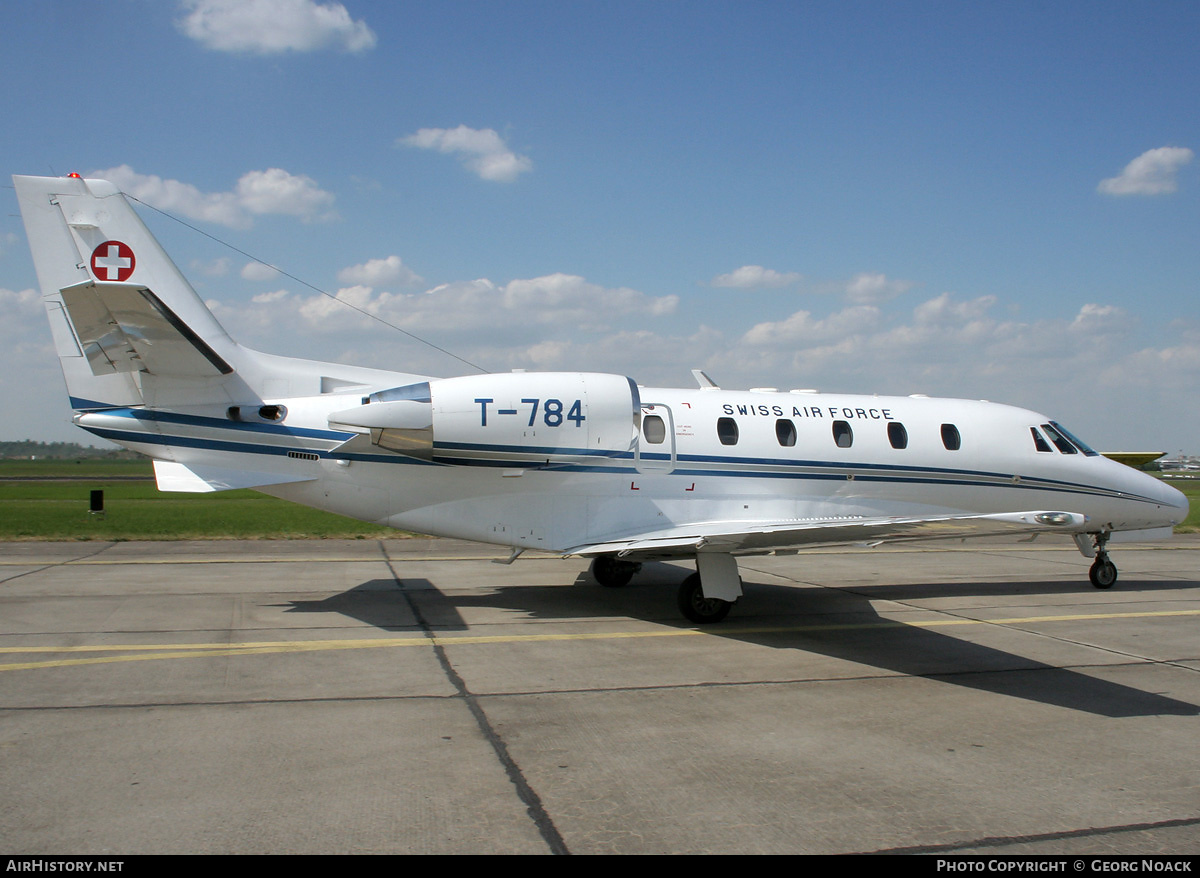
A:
1167 481 1189 516
1154 476 1190 522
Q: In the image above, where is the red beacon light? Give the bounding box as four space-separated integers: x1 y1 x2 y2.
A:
67 172 81 178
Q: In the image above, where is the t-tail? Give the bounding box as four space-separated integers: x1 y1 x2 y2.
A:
13 173 427 492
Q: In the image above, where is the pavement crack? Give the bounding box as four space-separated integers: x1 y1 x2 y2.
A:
385 550 570 855
0 542 118 585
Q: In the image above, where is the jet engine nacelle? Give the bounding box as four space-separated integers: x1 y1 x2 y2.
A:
330 372 641 465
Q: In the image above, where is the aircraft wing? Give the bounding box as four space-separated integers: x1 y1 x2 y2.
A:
565 510 1089 559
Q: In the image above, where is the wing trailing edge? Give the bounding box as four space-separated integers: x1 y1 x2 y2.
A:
566 510 1091 558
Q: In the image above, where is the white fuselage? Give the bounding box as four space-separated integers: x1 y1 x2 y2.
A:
75 379 1189 556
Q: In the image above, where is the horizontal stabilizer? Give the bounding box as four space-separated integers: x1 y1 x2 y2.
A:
60 280 233 378
153 460 317 493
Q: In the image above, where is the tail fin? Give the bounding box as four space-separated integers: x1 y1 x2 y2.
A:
13 174 242 410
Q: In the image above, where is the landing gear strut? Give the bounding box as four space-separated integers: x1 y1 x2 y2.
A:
588 552 744 623
1088 533 1117 589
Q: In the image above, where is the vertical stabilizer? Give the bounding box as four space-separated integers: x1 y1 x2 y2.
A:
13 174 242 410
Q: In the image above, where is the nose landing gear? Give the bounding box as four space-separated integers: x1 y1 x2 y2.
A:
1086 532 1117 589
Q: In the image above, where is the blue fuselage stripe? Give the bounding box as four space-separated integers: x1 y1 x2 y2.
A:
81 421 1163 507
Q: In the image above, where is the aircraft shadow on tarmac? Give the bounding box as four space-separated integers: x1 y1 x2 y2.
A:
283 565 1199 719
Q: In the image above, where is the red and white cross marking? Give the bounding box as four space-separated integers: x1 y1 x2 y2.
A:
90 240 136 282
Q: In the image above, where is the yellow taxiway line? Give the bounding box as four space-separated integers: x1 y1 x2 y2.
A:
2 608 1198 673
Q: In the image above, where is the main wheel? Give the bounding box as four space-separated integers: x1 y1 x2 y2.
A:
590 555 638 588
677 572 732 624
1089 557 1117 589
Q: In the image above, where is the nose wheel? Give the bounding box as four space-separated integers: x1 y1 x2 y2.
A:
1089 555 1117 589
1087 533 1117 589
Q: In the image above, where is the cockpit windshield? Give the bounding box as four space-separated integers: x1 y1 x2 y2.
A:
1049 422 1099 457
1042 421 1099 457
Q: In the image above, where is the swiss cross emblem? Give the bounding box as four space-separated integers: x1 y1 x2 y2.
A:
90 240 136 282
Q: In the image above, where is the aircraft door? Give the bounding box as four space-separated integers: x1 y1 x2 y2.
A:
636 403 675 474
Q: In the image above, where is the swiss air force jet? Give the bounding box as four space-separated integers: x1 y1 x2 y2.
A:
13 174 1188 623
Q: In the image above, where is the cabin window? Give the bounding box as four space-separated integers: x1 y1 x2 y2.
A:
776 419 797 447
717 417 739 446
1040 423 1077 454
1031 427 1053 453
941 423 961 451
642 414 666 444
832 420 853 448
887 422 908 449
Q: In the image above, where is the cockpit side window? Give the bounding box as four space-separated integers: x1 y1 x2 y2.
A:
1030 427 1053 453
1041 423 1077 454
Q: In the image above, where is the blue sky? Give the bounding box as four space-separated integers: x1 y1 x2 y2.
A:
2 0 1198 452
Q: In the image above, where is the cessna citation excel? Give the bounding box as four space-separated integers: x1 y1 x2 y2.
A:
14 174 1189 623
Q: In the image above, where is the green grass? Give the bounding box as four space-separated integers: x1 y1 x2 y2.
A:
0 459 401 541
1163 477 1200 533
0 459 153 478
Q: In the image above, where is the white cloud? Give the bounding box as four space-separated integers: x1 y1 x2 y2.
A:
742 305 882 347
911 291 997 327
177 0 377 55
241 261 280 281
711 265 801 289
399 126 533 182
844 272 913 304
233 168 337 221
94 165 245 228
92 165 337 229
337 255 422 288
212 273 677 343
1069 303 1130 336
0 286 41 317
1097 146 1194 196
500 273 677 319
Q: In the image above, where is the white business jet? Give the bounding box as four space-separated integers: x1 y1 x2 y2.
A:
13 174 1189 623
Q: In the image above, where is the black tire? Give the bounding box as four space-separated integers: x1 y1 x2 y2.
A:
1089 558 1117 589
677 572 732 624
590 555 638 588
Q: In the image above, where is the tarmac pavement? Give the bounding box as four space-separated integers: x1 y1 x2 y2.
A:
1 536 1198 854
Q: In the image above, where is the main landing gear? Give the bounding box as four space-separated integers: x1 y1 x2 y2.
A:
676 572 735 624
589 552 743 624
589 555 641 588
1088 533 1118 590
